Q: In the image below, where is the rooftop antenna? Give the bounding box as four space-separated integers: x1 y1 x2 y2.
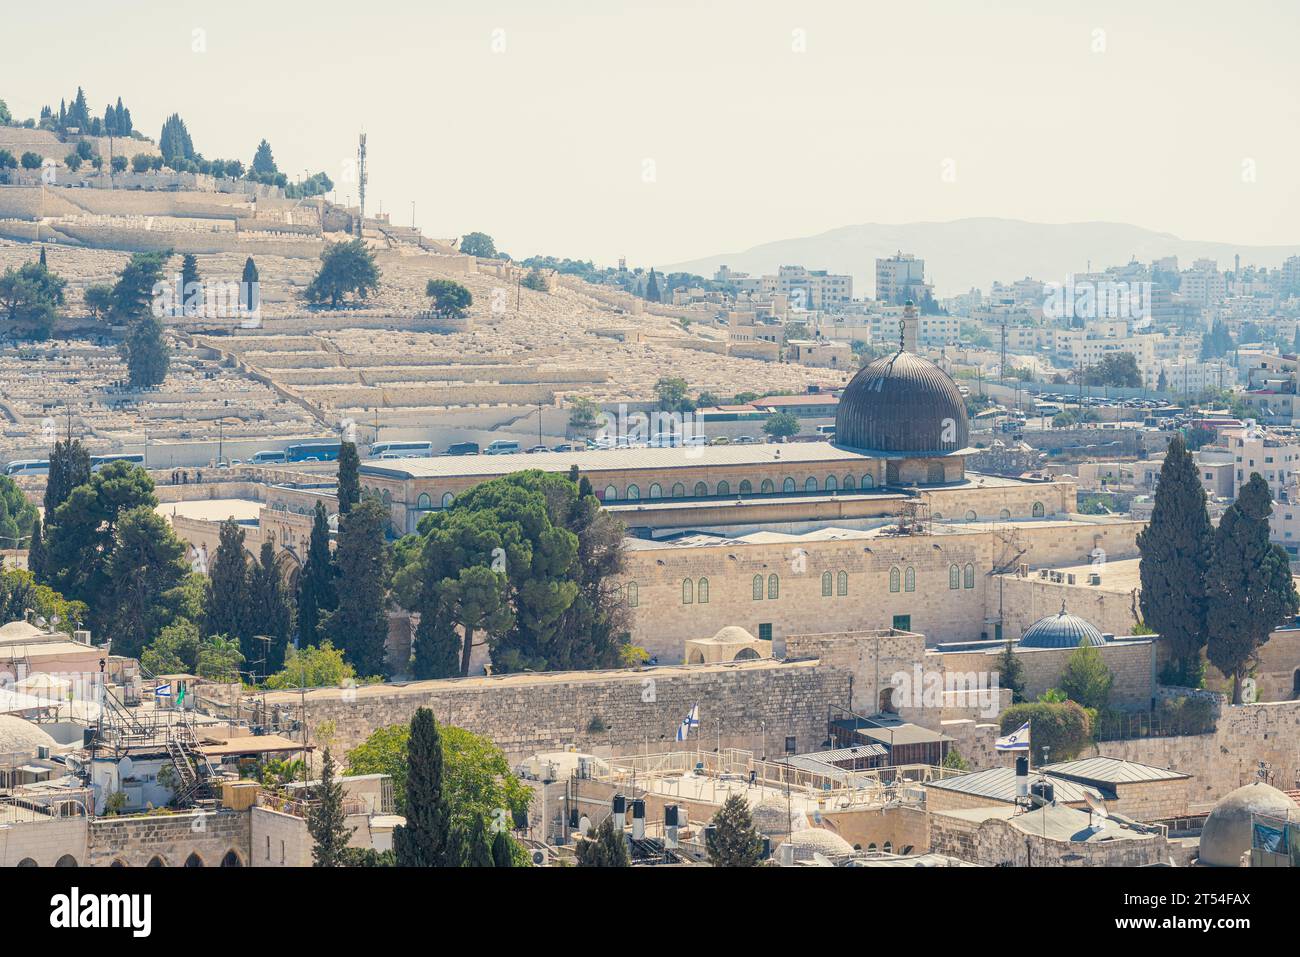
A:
356 133 368 238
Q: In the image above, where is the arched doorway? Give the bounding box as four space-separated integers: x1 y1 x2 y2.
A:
879 688 897 714
734 648 760 661
184 852 204 867
221 850 243 867
110 859 128 868
55 854 78 867
146 856 167 867
16 858 37 867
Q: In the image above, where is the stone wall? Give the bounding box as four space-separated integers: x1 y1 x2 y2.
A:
85 808 250 867
261 657 851 760
928 809 1168 866
0 816 88 867
997 573 1142 638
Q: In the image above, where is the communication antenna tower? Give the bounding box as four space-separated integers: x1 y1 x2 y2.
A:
356 133 368 238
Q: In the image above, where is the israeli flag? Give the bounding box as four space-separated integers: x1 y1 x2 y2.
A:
996 721 1030 751
675 703 700 742
687 704 700 731
153 685 172 698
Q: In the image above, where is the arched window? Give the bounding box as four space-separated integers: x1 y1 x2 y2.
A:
146 855 166 867
627 581 639 607
843 474 856 490
626 484 640 500
868 843 877 852
783 477 796 492
825 475 838 491
16 858 37 867
381 489 392 508
672 483 686 498
760 479 775 494
964 563 975 589
184 852 203 868
767 574 780 599
821 571 833 597
932 512 943 520
883 841 893 854
55 854 78 868
804 476 818 492
949 564 961 589
999 508 1011 520
904 566 916 592
698 578 709 603
965 509 977 521
716 480 730 496
604 485 618 500
441 492 454 508
693 481 708 497
889 567 901 593
862 474 875 488
416 492 431 510
682 579 693 604
1032 501 1045 517
221 850 242 867
739 479 752 495
752 575 764 600
837 570 848 596
648 483 662 499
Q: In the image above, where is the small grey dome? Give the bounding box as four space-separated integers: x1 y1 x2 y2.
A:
1018 603 1105 649
1199 782 1297 867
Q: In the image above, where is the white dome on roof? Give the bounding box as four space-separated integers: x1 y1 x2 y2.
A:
708 626 757 644
0 715 59 755
1199 782 1297 867
788 828 855 860
0 621 46 641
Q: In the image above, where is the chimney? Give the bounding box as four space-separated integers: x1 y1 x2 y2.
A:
664 804 680 848
631 798 646 840
1015 755 1029 799
612 793 626 830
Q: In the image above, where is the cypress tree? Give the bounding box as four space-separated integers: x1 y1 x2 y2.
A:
180 254 200 316
297 501 336 647
27 513 45 583
491 829 514 867
336 441 360 515
393 708 451 867
124 314 171 388
206 518 251 651
576 817 629 867
308 747 354 867
39 246 47 268
249 539 293 678
464 816 493 867
1137 434 1213 685
241 257 259 313
44 438 90 517
323 497 389 677
706 793 764 867
411 603 460 679
1206 473 1300 703
994 640 1026 703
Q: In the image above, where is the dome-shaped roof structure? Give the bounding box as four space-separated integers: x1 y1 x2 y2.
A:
1199 782 1297 867
787 828 855 861
706 626 757 644
750 797 793 836
1018 603 1105 649
0 715 59 755
834 351 968 455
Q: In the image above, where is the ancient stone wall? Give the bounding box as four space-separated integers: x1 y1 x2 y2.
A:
85 808 250 867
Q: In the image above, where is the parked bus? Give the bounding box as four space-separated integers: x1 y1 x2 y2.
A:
368 441 434 459
91 453 145 471
250 450 288 464
2 459 50 476
284 441 342 462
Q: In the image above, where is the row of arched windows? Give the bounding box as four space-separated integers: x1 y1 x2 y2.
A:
821 570 849 597
948 563 977 589
415 492 456 510
753 574 780 599
601 474 877 501
888 566 916 593
681 577 710 604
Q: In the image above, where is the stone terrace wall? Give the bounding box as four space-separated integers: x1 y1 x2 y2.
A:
264 658 851 760
85 808 251 867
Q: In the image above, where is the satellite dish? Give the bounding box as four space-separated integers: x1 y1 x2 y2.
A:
1084 792 1109 819
578 815 592 836
50 615 60 626
117 756 134 777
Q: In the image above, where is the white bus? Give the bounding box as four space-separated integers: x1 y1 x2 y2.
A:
368 441 434 459
250 450 288 464
91 453 145 471
3 460 50 476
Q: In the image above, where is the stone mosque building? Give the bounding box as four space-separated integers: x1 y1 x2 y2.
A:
359 308 1143 663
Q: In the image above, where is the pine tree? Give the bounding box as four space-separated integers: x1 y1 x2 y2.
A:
1137 434 1213 685
324 497 389 676
206 518 251 652
249 539 293 678
463 816 494 867
296 501 336 647
252 139 277 176
706 793 764 867
491 829 515 867
308 747 354 866
44 438 91 517
576 817 630 867
336 441 360 515
1206 474 1300 703
393 708 451 867
994 640 1026 703
1058 641 1114 711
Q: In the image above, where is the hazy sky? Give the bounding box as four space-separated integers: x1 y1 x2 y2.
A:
5 0 1299 268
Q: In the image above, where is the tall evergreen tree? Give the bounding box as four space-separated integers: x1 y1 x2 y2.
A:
308 747 354 867
249 539 293 678
491 829 515 868
463 815 493 867
411 602 461 679
1137 434 1213 685
241 257 259 314
179 254 200 315
206 518 251 651
1206 473 1300 703
706 793 764 867
124 314 170 388
102 506 188 661
27 513 45 583
645 268 660 302
994 640 1026 703
336 441 360 515
393 708 451 867
576 817 629 867
44 437 91 517
323 497 389 676
296 501 336 647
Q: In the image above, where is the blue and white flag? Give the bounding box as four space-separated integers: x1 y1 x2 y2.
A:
676 703 700 741
995 721 1030 751
153 685 172 698
687 703 700 731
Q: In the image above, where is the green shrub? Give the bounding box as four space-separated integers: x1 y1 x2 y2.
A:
999 700 1092 762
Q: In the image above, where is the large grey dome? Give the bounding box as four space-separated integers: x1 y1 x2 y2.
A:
834 351 968 455
1199 782 1297 867
1018 604 1105 649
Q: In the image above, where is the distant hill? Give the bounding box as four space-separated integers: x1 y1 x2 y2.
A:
664 218 1300 298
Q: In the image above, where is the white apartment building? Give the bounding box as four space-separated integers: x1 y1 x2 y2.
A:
876 251 930 305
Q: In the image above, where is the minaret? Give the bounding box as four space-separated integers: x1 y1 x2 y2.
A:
901 299 919 352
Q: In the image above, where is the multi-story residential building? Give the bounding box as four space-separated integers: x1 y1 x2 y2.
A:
876 251 930 305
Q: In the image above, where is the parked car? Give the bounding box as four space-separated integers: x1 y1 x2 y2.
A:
484 440 521 455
